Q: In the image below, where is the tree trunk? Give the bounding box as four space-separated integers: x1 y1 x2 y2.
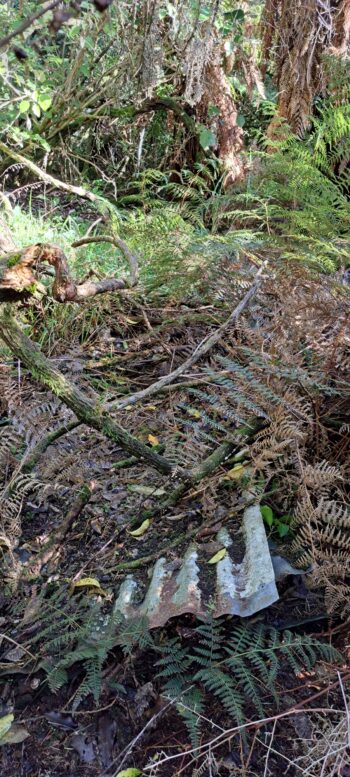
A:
197 42 245 185
262 0 350 137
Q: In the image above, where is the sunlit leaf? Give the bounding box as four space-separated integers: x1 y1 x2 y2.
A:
71 577 107 596
19 99 30 114
260 505 274 527
38 96 52 111
223 463 246 481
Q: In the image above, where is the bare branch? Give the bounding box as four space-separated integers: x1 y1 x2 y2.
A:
109 266 265 410
0 142 103 207
72 235 139 287
0 0 62 50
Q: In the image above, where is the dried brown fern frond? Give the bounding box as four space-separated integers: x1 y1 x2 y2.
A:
302 461 344 492
0 471 40 549
293 493 350 618
0 427 22 467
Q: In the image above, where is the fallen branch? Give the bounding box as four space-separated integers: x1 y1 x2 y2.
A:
22 419 80 472
24 485 92 580
0 243 132 302
72 234 138 287
0 142 107 209
0 304 175 477
110 267 265 410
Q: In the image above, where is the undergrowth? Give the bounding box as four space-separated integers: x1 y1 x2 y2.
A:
5 586 341 746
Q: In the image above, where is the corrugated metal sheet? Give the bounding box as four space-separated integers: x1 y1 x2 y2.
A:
113 503 279 627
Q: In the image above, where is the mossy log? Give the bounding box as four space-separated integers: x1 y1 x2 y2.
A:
0 304 175 476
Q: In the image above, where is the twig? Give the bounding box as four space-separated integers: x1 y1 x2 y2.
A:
102 697 177 776
143 704 347 771
110 266 265 410
0 142 109 211
0 0 61 49
22 419 80 471
263 717 277 777
23 485 93 580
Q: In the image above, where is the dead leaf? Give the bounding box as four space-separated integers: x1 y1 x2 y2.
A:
0 724 30 745
3 646 26 662
208 548 226 564
188 407 201 418
70 577 107 597
97 712 117 768
45 711 77 731
148 434 160 446
0 714 14 740
127 485 165 496
223 463 246 481
128 519 151 537
71 733 96 763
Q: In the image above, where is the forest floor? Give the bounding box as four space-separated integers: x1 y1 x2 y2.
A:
1 263 349 776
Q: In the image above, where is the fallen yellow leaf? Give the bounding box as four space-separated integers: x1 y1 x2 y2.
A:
187 407 202 419
71 577 107 596
128 518 151 537
148 434 160 446
223 463 246 481
208 548 227 564
0 714 14 740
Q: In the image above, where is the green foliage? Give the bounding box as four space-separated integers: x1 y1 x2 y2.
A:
156 617 341 744
240 135 350 272
6 584 340 735
8 585 153 708
260 504 291 538
312 56 350 189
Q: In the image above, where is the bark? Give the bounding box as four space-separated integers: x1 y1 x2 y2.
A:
197 42 245 186
263 0 350 137
330 0 350 56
